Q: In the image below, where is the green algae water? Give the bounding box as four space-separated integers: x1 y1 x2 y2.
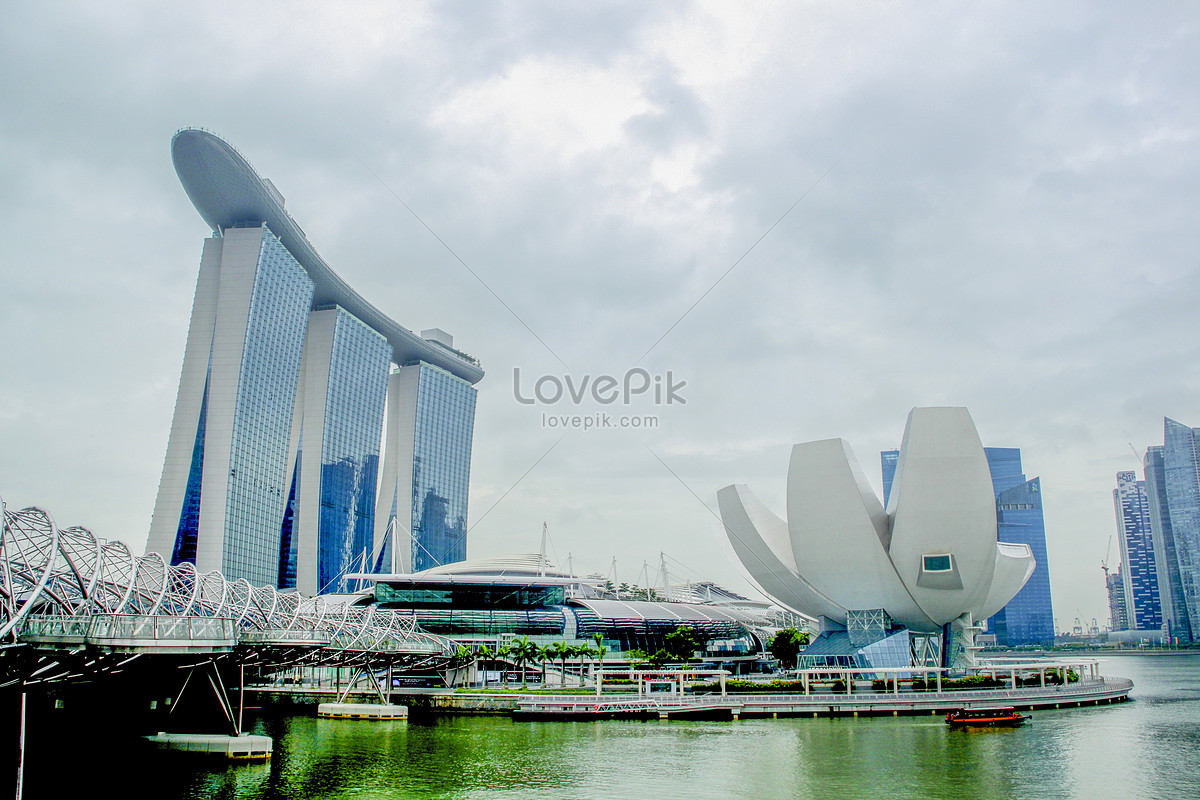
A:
23 655 1200 799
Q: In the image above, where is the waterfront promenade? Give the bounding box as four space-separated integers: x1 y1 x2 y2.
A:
248 657 1133 720
440 675 1132 719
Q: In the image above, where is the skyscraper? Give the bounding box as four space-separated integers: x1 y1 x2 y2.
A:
1106 567 1129 631
1144 444 1191 641
147 129 484 594
1112 471 1162 630
1141 418 1200 642
373 341 478 574
882 445 1054 646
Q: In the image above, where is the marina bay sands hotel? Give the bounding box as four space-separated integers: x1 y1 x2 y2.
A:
146 129 483 596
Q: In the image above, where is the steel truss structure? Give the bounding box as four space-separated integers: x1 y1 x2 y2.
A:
0 495 458 687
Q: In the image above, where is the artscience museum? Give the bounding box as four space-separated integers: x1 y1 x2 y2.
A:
718 407 1035 669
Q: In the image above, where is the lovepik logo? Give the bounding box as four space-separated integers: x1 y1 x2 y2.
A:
512 367 686 406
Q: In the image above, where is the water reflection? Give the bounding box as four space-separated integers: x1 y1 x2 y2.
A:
21 654 1200 800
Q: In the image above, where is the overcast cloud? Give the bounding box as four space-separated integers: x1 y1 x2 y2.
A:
2 1 1197 630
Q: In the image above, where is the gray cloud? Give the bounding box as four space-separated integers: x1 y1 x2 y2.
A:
2 0 1197 626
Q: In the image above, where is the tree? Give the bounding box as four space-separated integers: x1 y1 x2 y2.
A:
646 648 672 669
590 633 608 686
664 626 703 661
475 644 495 687
453 644 472 687
495 643 511 686
573 644 596 687
536 643 556 687
592 632 608 664
549 640 573 688
509 636 538 688
769 627 811 670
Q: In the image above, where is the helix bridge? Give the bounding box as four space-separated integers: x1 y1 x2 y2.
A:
0 494 459 691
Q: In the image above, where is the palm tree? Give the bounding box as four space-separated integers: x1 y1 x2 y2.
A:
549 640 573 688
536 643 555 688
591 633 608 685
573 644 596 687
453 644 472 687
495 643 511 686
476 644 495 687
508 637 536 689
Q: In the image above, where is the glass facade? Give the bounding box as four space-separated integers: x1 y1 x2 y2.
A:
846 608 893 648
1113 471 1162 630
169 226 314 587
370 581 753 648
985 449 1054 646
881 446 1055 646
1160 419 1200 640
409 363 477 572
222 228 315 586
376 583 567 609
880 450 899 506
278 445 300 590
1144 445 1191 641
314 310 391 593
171 372 209 566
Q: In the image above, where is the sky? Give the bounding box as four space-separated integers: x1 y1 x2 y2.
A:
2 1 1197 632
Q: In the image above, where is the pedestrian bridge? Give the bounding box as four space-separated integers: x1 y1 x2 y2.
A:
0 495 456 688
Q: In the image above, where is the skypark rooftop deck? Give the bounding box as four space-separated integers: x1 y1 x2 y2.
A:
171 127 483 384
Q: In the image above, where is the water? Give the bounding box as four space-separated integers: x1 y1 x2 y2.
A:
22 655 1200 799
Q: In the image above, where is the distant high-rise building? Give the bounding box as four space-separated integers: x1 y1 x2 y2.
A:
1144 445 1191 641
1106 567 1129 631
146 130 483 595
1140 418 1200 642
882 445 1054 646
1112 471 1162 630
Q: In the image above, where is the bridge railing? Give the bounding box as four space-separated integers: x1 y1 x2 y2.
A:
88 615 237 642
19 614 238 644
241 629 331 645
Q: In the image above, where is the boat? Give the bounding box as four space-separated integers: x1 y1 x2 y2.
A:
945 707 1031 728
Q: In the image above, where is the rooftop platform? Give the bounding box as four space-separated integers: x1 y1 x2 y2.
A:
171 128 483 384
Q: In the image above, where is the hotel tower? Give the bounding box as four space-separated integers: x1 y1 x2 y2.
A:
146 129 483 595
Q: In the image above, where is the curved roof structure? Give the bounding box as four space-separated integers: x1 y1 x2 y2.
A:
171 128 484 385
718 407 1035 633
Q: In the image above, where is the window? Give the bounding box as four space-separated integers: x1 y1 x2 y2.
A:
923 554 953 572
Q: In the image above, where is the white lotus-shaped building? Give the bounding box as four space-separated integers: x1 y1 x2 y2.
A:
718 408 1035 645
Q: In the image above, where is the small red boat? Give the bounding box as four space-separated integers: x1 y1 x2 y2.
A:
945 707 1031 728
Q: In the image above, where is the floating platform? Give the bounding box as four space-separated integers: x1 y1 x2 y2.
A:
143 732 272 760
317 702 408 719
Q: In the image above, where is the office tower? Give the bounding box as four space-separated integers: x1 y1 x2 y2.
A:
1141 419 1200 642
1144 445 1191 641
882 445 1054 646
147 129 483 594
1112 471 1162 630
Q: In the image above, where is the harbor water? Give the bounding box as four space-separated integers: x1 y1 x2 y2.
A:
21 654 1200 799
